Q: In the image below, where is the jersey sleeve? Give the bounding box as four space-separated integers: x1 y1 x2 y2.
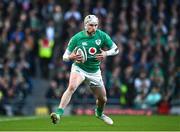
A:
67 36 77 52
103 32 113 49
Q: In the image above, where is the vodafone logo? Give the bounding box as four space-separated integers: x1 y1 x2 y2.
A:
88 47 97 55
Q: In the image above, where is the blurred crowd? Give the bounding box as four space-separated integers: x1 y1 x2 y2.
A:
0 0 180 115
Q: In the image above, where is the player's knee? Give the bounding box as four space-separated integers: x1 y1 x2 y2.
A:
99 96 107 104
67 84 76 93
103 97 107 103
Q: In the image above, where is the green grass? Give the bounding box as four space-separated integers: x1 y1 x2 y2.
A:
0 115 179 131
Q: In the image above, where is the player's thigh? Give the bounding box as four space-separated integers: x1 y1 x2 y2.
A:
68 71 85 90
86 70 104 89
91 85 107 100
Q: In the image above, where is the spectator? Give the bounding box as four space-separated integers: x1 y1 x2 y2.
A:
0 0 179 115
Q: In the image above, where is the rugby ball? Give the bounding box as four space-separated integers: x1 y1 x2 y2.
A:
75 46 87 63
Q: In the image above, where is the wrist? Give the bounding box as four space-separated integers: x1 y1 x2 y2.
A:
105 51 109 56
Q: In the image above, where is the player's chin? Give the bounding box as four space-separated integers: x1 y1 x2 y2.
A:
89 30 96 34
92 30 96 34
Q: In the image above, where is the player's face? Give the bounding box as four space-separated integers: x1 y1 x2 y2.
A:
87 23 98 34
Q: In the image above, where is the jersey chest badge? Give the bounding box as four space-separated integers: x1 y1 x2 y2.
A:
95 39 101 45
88 47 97 55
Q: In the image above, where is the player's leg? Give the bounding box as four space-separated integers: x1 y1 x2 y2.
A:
51 70 85 124
86 70 107 117
91 86 113 125
87 69 113 125
59 71 85 109
91 85 107 116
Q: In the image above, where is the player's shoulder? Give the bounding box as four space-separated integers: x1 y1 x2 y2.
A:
73 31 84 38
96 29 110 40
96 29 109 36
69 31 84 43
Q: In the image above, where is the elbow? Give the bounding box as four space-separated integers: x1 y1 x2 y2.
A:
63 58 69 62
63 55 70 62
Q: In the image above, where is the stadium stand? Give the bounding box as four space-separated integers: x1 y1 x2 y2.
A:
0 0 179 116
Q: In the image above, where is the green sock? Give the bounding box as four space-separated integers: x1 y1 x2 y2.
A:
96 107 103 117
56 108 64 116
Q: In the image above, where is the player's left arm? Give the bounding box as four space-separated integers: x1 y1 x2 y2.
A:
104 42 119 56
96 33 119 61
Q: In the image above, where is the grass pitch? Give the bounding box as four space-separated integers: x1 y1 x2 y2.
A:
0 115 179 131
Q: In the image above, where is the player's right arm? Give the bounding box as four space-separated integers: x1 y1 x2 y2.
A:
63 50 82 62
63 36 82 62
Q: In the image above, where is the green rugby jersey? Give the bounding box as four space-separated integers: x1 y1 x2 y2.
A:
67 29 114 73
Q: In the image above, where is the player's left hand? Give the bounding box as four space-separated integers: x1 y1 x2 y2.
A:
96 49 107 61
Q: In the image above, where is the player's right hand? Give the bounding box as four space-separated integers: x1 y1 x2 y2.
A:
69 52 82 63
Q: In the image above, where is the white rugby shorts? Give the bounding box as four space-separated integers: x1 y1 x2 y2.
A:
71 64 104 88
